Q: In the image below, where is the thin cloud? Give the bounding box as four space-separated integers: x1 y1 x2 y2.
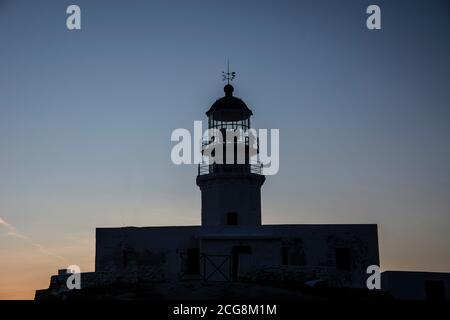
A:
0 217 67 262
0 217 27 239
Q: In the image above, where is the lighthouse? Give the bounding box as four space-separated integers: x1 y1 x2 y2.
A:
197 82 266 227
37 72 381 299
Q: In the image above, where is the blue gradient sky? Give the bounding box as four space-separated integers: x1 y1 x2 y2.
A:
0 0 449 299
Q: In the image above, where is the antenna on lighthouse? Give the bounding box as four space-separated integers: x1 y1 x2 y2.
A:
222 59 236 84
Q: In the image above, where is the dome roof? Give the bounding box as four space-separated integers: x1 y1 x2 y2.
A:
206 84 253 121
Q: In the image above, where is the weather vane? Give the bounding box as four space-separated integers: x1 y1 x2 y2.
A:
222 59 236 84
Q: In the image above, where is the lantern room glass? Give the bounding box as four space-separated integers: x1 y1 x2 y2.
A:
208 117 250 131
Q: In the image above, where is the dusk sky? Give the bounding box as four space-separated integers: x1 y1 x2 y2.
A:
1 0 449 299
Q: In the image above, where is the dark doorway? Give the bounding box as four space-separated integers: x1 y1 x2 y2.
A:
186 248 200 274
232 245 252 281
335 248 352 271
122 249 131 269
425 280 446 300
281 247 288 265
227 212 238 225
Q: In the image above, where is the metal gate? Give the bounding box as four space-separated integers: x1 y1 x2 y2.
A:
180 253 231 281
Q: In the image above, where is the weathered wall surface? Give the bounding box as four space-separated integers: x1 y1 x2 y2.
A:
95 224 379 288
96 226 200 280
263 224 380 288
199 237 281 281
196 224 379 287
382 271 450 300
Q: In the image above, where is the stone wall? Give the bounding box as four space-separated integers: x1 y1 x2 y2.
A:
93 224 379 288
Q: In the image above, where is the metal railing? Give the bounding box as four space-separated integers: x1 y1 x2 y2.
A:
201 136 252 148
198 163 263 176
250 164 263 175
198 163 211 175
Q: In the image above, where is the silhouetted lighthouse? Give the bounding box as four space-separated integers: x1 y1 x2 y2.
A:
196 83 265 227
37 72 381 300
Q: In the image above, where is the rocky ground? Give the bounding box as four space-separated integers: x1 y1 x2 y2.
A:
35 280 391 300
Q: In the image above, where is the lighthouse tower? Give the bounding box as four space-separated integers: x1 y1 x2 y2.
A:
196 73 265 227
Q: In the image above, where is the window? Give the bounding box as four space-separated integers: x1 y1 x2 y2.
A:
232 245 252 281
227 212 238 225
122 250 130 269
281 239 306 266
282 247 288 265
186 248 200 274
335 248 351 271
